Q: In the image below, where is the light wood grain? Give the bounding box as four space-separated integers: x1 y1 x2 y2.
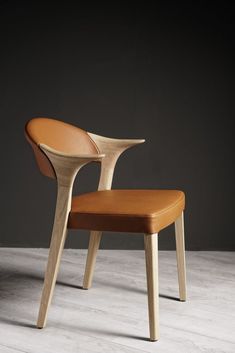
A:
175 212 186 301
83 134 145 289
83 231 102 289
37 144 104 328
88 133 145 191
31 137 186 342
144 233 159 341
37 184 71 328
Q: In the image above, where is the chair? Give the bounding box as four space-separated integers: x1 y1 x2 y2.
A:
25 117 186 341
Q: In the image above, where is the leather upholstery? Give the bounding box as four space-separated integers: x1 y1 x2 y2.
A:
25 117 185 234
25 117 99 178
68 190 185 233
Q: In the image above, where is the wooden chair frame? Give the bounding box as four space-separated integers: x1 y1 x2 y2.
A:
36 133 186 342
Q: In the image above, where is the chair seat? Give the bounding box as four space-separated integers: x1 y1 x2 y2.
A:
68 190 185 234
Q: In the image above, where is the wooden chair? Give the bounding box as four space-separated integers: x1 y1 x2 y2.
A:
25 117 186 341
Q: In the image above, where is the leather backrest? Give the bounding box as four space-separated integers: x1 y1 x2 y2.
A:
25 117 99 178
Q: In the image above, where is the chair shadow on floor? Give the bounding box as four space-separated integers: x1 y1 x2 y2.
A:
0 316 35 329
67 321 151 341
56 276 180 301
1 314 150 341
0 268 179 336
89 278 180 301
59 279 179 301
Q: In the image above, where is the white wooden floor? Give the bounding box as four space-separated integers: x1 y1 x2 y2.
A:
0 249 234 353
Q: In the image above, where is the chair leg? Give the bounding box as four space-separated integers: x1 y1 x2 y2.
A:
175 211 187 301
83 231 102 289
144 233 159 341
37 185 71 328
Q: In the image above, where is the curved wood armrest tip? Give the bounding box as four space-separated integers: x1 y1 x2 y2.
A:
133 138 145 144
88 132 145 147
124 139 145 145
122 138 145 149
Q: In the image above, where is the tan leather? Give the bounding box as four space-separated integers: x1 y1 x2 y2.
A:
68 190 185 233
25 118 99 178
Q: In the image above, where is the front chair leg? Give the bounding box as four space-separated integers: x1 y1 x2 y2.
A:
37 185 71 328
175 211 187 301
144 233 159 341
83 231 102 289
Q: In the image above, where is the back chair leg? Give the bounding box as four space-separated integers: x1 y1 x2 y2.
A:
144 233 159 341
175 211 187 301
83 231 102 289
37 185 71 328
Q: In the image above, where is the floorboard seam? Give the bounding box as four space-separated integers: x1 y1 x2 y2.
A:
163 324 235 345
0 343 28 353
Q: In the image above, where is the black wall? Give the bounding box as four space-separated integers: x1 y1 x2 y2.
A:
0 2 234 250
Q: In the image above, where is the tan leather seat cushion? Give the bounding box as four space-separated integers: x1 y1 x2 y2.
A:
68 190 185 234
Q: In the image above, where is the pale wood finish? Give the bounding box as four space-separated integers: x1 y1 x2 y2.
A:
82 134 145 290
36 139 144 327
88 133 145 191
37 183 70 328
175 212 187 301
144 233 159 341
37 144 104 328
83 231 102 289
32 137 186 342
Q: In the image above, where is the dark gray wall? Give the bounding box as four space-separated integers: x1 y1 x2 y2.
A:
0 2 234 250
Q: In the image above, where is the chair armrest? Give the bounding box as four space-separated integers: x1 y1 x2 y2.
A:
39 143 105 186
88 133 145 153
87 133 145 190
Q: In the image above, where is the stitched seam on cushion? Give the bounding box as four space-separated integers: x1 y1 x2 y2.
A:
72 194 184 219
